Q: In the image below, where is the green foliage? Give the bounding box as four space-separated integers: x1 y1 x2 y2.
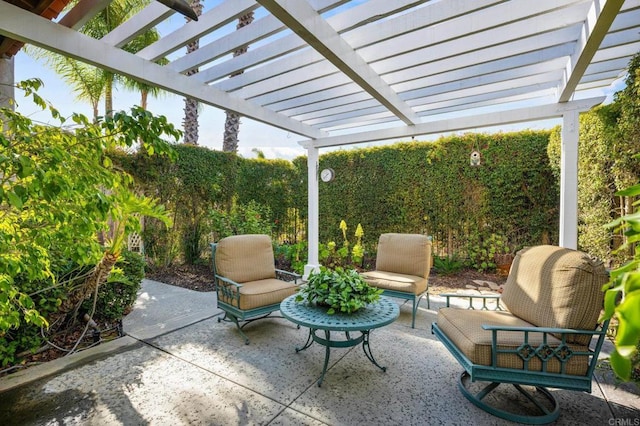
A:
0 80 178 340
599 53 640 383
301 131 558 266
0 250 145 367
433 255 464 276
123 146 303 265
602 180 640 383
295 268 383 315
82 250 145 321
209 200 274 239
466 232 510 272
274 241 307 274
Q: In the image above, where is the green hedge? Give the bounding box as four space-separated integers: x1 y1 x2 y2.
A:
307 131 558 257
118 131 560 264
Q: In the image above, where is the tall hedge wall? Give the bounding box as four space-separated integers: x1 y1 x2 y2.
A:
116 130 559 263
306 131 558 255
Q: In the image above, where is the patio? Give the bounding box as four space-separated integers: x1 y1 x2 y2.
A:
1 279 638 425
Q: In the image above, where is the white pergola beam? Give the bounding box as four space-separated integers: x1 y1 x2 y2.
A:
257 0 419 126
0 2 325 139
359 0 587 64
100 2 175 48
201 0 431 84
307 97 605 148
137 0 258 61
168 14 286 74
171 0 351 76
557 0 624 102
58 0 111 30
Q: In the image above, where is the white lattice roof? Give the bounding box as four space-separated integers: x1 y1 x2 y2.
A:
1 0 638 147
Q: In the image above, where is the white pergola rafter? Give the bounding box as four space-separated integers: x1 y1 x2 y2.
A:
558 0 625 102
306 97 606 148
257 0 420 126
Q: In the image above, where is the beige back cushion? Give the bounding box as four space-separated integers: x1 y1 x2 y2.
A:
501 245 607 344
375 233 432 278
215 234 276 283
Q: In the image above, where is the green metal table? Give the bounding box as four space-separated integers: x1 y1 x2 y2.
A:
280 295 399 386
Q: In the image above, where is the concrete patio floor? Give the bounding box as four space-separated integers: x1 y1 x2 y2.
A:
1 279 638 425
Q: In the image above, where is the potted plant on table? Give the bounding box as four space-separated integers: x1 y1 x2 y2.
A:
295 268 383 314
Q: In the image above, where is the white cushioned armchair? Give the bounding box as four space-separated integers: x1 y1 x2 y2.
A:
361 233 432 328
211 234 300 344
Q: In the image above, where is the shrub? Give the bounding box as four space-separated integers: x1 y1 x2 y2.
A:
82 249 145 321
433 255 464 275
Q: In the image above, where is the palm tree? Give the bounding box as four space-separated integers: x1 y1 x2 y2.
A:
182 0 203 145
81 0 146 117
29 50 106 121
28 0 151 120
222 11 255 153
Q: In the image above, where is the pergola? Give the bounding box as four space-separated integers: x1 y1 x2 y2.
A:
1 0 639 277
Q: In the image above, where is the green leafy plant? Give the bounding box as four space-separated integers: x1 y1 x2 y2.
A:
601 181 640 383
1 79 178 345
466 232 510 272
295 268 383 314
81 249 146 321
274 241 307 274
433 255 464 275
209 200 273 240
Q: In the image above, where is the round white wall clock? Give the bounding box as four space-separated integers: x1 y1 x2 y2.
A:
320 168 335 182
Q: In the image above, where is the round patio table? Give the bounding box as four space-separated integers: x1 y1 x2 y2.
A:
280 295 399 386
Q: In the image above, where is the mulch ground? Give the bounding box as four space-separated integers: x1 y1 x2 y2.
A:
145 263 508 294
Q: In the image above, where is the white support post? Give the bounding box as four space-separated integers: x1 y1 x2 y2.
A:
559 110 579 249
303 144 320 280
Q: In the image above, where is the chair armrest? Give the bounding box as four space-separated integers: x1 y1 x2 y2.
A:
439 293 504 310
215 274 243 306
481 324 607 336
481 321 610 371
275 269 302 283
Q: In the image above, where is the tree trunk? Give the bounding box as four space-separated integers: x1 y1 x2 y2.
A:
141 89 148 110
54 250 119 326
222 11 255 153
105 74 114 118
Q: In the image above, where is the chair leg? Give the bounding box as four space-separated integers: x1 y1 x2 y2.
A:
411 297 422 328
457 371 560 424
218 312 250 345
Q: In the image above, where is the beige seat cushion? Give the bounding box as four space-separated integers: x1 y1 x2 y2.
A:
501 245 607 345
437 307 590 376
361 270 427 295
215 234 276 283
364 233 431 295
218 278 297 310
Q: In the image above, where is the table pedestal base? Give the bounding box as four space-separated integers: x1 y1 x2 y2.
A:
295 328 386 387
